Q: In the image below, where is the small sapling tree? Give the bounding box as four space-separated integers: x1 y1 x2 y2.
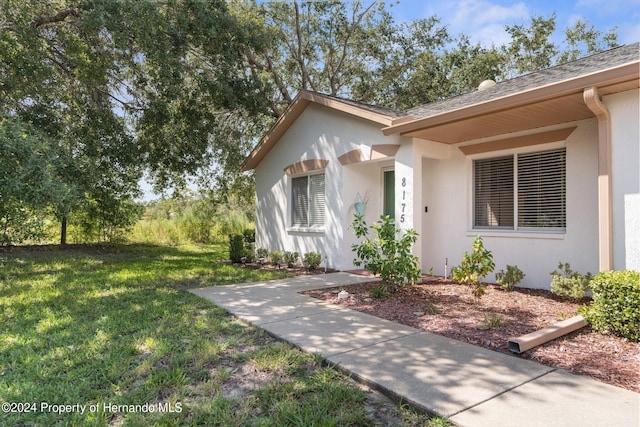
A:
351 214 421 294
452 235 495 301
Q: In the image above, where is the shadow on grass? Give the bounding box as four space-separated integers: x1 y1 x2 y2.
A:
0 243 294 425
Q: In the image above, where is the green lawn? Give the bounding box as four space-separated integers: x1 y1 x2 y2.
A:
0 243 447 426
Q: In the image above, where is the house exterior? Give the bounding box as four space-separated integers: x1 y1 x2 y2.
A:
242 43 640 289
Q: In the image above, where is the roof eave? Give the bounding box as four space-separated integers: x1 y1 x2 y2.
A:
382 61 640 137
241 90 400 171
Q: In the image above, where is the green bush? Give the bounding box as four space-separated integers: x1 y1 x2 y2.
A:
351 215 421 292
303 252 323 270
283 251 300 268
229 234 246 263
256 248 269 263
581 270 640 341
269 250 284 265
550 262 592 300
495 265 525 291
243 228 255 244
451 236 495 300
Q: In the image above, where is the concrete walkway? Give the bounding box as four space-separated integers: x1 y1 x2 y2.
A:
190 273 640 427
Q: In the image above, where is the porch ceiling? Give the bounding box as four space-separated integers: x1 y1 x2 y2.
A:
387 67 639 145
405 92 592 144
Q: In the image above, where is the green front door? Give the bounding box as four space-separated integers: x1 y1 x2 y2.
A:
383 170 395 219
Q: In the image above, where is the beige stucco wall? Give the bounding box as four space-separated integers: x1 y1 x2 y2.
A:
420 120 600 289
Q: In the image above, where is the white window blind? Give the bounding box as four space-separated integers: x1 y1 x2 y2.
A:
292 176 309 226
292 173 325 227
517 149 566 229
474 156 514 228
473 148 566 231
309 173 325 226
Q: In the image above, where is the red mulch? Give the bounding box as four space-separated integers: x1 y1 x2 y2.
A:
303 278 640 393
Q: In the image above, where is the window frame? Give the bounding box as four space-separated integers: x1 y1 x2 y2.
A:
471 145 567 234
289 170 326 231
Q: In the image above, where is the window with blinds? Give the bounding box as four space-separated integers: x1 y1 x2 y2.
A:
473 148 566 231
292 173 325 227
518 149 566 229
474 156 514 228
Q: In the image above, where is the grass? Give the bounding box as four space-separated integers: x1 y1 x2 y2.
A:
0 243 448 426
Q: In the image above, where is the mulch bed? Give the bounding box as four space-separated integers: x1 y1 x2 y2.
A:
234 261 339 275
303 278 640 393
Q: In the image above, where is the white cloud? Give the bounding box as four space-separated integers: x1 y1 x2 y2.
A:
418 0 531 46
450 0 529 26
405 0 639 45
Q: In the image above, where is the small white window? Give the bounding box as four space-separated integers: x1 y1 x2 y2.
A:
473 148 566 231
291 172 325 227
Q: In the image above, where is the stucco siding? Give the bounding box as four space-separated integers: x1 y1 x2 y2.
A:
605 89 640 271
341 159 394 270
254 88 637 286
421 120 599 289
255 103 396 270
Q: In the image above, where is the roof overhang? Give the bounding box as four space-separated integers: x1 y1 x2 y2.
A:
382 62 639 144
242 90 400 171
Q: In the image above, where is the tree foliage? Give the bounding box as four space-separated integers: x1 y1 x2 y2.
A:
0 0 268 244
0 116 69 244
237 1 618 113
0 0 620 245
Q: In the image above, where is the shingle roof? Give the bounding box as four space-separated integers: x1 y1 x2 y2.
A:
407 42 640 119
319 92 408 118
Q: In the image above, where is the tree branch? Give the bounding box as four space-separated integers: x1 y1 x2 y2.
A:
33 8 80 28
329 1 378 95
293 0 313 92
246 51 290 117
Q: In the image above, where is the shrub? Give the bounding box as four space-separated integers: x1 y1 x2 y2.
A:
256 248 269 263
229 233 254 263
242 249 255 263
580 270 640 341
269 250 284 266
303 252 323 270
550 262 592 300
451 236 495 301
229 234 245 263
351 214 421 293
495 265 525 291
283 251 300 268
243 228 255 244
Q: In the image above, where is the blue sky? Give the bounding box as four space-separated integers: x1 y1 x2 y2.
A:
389 0 640 46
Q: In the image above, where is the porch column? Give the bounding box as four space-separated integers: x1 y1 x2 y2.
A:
394 142 424 265
584 86 613 272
